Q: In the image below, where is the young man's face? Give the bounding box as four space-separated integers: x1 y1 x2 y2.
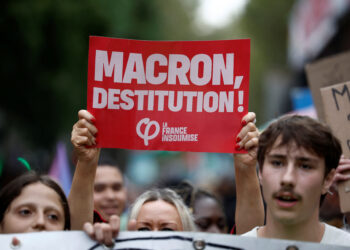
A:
93 166 127 221
259 137 334 226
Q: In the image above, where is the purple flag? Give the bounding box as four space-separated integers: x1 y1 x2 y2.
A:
49 142 72 195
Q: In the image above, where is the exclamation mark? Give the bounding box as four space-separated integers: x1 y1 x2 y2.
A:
238 91 244 112
233 76 244 112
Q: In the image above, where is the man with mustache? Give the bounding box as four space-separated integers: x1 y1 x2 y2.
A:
242 115 350 246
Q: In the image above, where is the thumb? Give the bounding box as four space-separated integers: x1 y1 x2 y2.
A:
109 215 120 238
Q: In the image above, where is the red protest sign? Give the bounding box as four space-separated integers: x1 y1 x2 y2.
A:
87 36 250 153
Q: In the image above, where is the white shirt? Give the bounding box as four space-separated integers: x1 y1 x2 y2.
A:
242 223 350 247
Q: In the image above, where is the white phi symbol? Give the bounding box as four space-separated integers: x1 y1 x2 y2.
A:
136 118 160 146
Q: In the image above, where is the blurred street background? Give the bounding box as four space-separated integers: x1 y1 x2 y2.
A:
1 0 350 229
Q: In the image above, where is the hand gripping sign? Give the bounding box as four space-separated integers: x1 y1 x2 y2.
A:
87 36 250 153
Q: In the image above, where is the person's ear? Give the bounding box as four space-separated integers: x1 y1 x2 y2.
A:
322 169 336 195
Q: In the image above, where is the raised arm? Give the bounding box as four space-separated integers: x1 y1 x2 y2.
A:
69 110 100 230
234 112 264 234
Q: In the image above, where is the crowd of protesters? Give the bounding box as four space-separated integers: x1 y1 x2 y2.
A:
0 110 350 248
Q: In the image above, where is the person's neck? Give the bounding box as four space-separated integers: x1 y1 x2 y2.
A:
258 211 325 243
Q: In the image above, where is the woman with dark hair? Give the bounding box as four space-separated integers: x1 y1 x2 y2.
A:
0 171 70 233
0 109 101 247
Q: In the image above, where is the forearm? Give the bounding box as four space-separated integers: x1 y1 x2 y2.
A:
234 158 264 234
68 151 100 230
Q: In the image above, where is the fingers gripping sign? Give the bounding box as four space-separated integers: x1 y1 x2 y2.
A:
333 156 350 183
84 215 120 248
71 110 100 163
234 112 259 165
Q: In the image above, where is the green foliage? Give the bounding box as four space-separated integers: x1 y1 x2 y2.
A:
0 0 295 159
220 0 295 123
240 0 295 123
0 0 198 151
241 0 295 68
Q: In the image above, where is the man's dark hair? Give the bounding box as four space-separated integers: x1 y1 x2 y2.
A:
175 181 228 232
257 115 342 177
175 181 223 213
97 154 124 182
